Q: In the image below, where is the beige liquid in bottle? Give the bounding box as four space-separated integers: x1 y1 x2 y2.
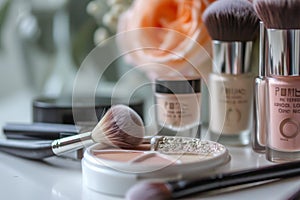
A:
209 73 254 145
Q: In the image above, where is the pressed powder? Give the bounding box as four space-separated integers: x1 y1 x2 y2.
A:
94 151 144 162
82 137 230 197
154 76 201 135
93 150 176 165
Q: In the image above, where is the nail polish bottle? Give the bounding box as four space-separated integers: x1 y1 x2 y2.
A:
209 42 254 146
266 29 300 162
154 76 201 137
252 22 268 153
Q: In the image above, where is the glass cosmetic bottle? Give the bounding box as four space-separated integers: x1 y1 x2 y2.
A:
266 29 300 162
155 76 201 137
209 42 254 145
252 22 268 153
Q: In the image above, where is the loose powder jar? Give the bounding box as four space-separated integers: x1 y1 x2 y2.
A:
155 76 201 135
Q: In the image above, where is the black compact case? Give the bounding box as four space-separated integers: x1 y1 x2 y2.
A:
3 96 144 140
2 96 144 160
32 96 144 125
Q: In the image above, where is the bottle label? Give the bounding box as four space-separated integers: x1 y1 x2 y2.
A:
209 75 253 135
155 93 201 131
268 79 300 151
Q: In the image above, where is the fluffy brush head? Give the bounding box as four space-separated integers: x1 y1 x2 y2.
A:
92 104 145 149
202 0 259 42
254 0 300 29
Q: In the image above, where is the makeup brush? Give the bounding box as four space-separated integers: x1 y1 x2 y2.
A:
0 104 145 159
126 160 300 200
202 0 259 42
253 0 300 29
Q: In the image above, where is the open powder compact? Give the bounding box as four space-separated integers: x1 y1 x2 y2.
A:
82 136 230 196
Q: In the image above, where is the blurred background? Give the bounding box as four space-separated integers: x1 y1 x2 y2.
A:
1 0 91 94
0 0 150 132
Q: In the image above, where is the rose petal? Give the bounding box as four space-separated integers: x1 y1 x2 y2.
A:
117 0 215 80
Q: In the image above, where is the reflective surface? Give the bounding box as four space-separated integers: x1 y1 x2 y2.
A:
0 90 300 200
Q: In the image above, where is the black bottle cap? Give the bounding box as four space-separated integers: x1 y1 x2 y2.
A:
155 76 201 94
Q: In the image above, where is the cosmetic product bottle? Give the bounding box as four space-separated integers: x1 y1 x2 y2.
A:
202 0 258 145
254 0 300 162
265 29 300 162
252 22 268 153
209 42 254 145
154 76 201 137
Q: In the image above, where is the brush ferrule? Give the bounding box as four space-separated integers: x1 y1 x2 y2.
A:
267 29 300 76
212 41 253 75
51 132 94 155
149 136 164 151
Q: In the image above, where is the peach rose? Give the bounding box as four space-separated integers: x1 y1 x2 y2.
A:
117 0 215 81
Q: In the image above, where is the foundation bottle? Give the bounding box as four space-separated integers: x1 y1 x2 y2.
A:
266 29 300 163
154 76 201 137
209 42 254 145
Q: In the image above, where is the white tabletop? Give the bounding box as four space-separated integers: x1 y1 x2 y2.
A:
1 90 300 200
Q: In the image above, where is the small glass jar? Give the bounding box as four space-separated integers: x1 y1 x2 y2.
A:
154 76 201 136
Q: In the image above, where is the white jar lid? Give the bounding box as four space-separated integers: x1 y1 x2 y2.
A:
82 137 230 197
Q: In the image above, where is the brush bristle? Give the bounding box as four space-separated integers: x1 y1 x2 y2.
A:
126 182 171 200
254 0 300 29
202 0 259 41
92 104 145 148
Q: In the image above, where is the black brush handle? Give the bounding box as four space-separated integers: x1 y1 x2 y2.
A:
0 139 54 160
0 131 93 160
170 161 300 198
3 123 79 140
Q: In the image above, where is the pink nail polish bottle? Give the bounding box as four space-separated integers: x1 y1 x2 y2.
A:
266 29 300 162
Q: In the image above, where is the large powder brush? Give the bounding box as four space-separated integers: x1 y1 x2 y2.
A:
92 104 144 149
202 0 259 42
0 104 145 159
254 0 300 29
